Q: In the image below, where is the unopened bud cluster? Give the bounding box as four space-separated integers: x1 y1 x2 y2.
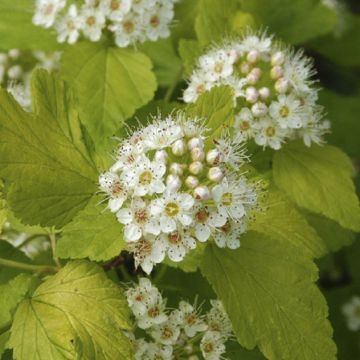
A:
33 0 176 47
183 31 330 150
125 278 234 360
99 113 257 274
0 49 60 110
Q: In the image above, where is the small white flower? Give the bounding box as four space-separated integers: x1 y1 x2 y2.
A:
160 227 196 262
135 340 173 360
212 177 256 222
150 192 195 233
100 0 132 21
253 117 287 150
33 0 66 28
129 235 166 274
80 5 106 42
112 139 145 172
213 219 246 249
117 198 160 241
150 313 181 345
193 204 226 242
124 156 166 196
99 171 128 212
342 296 360 331
183 72 212 103
207 300 233 338
132 0 157 14
55 5 83 44
178 301 208 337
200 331 226 360
269 94 303 129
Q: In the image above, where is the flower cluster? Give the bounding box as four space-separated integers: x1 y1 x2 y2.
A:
126 278 234 360
183 31 330 150
33 0 176 47
99 113 257 274
0 48 60 110
342 296 360 332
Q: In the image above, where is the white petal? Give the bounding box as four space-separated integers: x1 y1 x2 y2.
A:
109 197 125 213
168 245 186 262
178 213 193 226
150 199 163 216
184 236 197 249
124 224 142 242
145 219 161 236
210 212 227 227
160 216 177 233
179 193 194 210
212 185 223 202
134 185 147 196
195 224 211 242
116 208 132 224
151 180 166 194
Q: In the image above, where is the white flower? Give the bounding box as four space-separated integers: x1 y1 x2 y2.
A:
183 72 212 103
33 0 66 28
142 3 173 41
206 300 233 338
55 5 83 44
117 198 160 241
193 204 226 242
129 236 166 274
7 82 32 112
233 107 256 141
212 177 256 222
150 313 181 345
124 156 166 196
342 296 360 331
110 12 145 47
112 139 144 172
269 94 303 129
178 301 208 337
200 331 226 360
100 0 132 21
237 32 272 54
150 191 195 233
213 219 246 249
132 0 157 14
126 277 160 317
99 171 128 212
253 116 287 150
135 340 173 360
80 5 106 42
160 227 196 262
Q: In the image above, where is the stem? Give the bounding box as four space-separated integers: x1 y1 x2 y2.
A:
0 257 57 273
164 67 183 102
49 233 62 268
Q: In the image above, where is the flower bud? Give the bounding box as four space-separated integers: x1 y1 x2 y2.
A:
166 174 182 191
194 186 211 200
208 167 223 182
240 61 250 74
189 161 203 175
188 137 204 150
191 147 205 161
247 68 261 85
154 150 168 163
206 148 220 165
170 162 185 176
0 54 7 64
259 87 270 100
275 78 289 94
271 51 285 66
172 139 186 156
251 102 268 117
8 49 20 59
270 65 283 80
185 176 199 189
245 86 258 103
247 50 259 63
7 65 22 79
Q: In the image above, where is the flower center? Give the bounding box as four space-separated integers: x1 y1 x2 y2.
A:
196 209 209 224
165 202 180 217
150 15 160 27
110 0 120 10
111 182 124 195
135 209 149 224
196 84 205 94
214 62 224 73
221 192 233 206
240 120 250 131
148 306 160 318
161 326 174 339
139 170 153 185
86 16 96 26
135 293 144 302
67 20 76 31
186 314 197 325
123 20 135 33
266 126 276 137
220 222 232 234
168 231 180 245
279 105 289 118
44 4 54 15
203 342 214 353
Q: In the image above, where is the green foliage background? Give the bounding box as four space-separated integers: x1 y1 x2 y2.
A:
0 0 359 359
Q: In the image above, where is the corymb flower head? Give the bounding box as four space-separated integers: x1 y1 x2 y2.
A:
183 31 331 150
99 112 258 274
33 0 177 47
125 278 234 360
